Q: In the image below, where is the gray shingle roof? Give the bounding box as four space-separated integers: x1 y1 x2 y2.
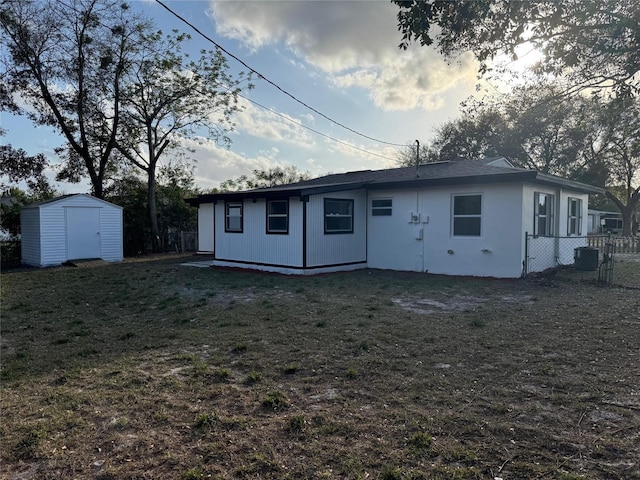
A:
187 157 604 205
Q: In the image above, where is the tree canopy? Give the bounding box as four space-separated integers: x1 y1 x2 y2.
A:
113 29 249 249
408 84 640 235
394 0 640 94
1 0 148 198
217 166 312 192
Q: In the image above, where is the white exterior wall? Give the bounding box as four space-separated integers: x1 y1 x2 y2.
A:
305 190 367 268
368 184 525 277
214 197 304 267
98 204 124 262
197 203 214 253
522 184 589 273
20 208 41 266
20 195 123 267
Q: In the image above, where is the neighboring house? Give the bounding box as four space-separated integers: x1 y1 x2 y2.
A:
187 158 603 278
587 209 624 235
21 194 123 267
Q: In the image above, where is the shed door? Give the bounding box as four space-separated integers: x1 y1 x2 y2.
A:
66 207 101 259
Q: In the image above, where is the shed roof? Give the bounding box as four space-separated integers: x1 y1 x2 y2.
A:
187 157 605 205
23 193 123 209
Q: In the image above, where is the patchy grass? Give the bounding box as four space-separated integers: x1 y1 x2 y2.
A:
1 253 639 479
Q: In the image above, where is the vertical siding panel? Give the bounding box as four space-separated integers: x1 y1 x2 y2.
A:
197 203 214 252
20 194 123 267
99 206 124 262
20 208 41 266
40 204 67 265
214 197 303 267
305 190 367 267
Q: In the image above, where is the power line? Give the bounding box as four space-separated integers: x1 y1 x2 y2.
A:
235 92 399 162
154 0 407 148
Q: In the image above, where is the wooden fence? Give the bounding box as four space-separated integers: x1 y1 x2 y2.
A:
588 235 640 254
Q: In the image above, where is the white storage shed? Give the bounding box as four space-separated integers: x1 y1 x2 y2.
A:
21 194 123 267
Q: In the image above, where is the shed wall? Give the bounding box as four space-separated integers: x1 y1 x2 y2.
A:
20 208 41 266
98 206 124 262
21 195 123 267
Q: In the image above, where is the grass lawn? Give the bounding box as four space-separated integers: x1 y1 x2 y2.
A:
1 254 639 480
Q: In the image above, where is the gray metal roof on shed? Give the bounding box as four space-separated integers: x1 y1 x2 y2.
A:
187 157 604 205
23 193 123 209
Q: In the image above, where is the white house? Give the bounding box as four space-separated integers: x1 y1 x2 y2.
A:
187 158 603 278
21 194 123 267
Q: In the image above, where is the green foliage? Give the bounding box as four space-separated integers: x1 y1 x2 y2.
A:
262 390 288 411
194 412 218 430
217 166 312 192
180 468 204 480
394 0 639 94
380 465 403 480
244 370 263 384
408 432 433 453
286 415 306 435
106 164 198 255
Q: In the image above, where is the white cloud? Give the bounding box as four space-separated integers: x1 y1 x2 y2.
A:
181 137 298 190
209 1 478 111
233 98 316 146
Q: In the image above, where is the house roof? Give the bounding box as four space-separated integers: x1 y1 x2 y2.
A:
187 157 605 205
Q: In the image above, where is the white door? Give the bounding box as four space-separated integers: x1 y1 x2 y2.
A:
66 207 101 259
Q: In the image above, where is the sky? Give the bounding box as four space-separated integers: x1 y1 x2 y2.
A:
2 0 518 193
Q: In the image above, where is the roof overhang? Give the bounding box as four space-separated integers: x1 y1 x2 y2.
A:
186 169 604 206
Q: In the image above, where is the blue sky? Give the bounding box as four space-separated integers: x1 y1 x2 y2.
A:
2 0 502 193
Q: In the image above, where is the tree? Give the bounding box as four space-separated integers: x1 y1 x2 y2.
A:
394 1 640 94
217 166 312 192
106 162 199 255
1 0 149 198
113 30 249 251
0 136 54 197
596 96 640 235
420 87 640 234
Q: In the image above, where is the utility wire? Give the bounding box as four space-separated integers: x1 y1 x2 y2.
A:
235 92 399 162
154 0 407 148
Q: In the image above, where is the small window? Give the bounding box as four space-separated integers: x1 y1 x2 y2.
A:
324 198 354 234
371 198 392 216
225 201 243 233
267 199 289 234
534 192 555 236
567 197 582 235
453 194 482 236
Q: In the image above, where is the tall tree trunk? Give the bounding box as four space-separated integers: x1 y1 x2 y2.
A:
148 163 159 252
606 189 640 236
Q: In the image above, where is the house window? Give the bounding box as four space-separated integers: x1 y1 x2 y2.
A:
567 197 582 235
267 199 288 234
225 201 243 233
534 192 555 236
324 198 354 234
452 194 482 236
371 198 392 216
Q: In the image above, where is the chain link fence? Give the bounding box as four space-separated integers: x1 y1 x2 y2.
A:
525 233 640 287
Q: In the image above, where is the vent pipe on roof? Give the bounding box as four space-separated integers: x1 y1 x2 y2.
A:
415 139 420 177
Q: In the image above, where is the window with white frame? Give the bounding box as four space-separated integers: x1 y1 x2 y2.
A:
452 194 482 236
371 198 392 216
324 198 354 234
266 199 288 234
567 197 582 235
225 201 243 233
534 192 555 236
